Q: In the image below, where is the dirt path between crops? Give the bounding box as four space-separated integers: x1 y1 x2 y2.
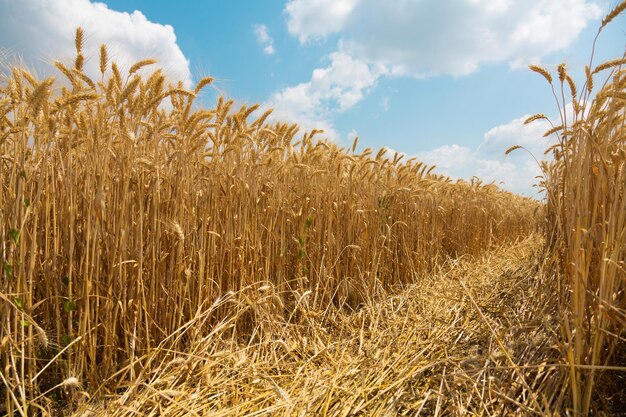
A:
75 235 561 416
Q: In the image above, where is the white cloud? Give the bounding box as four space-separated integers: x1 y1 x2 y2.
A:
480 114 553 159
0 0 191 86
272 0 601 151
417 115 558 196
254 24 275 55
285 0 602 77
476 159 520 186
265 51 385 140
418 144 474 171
285 0 359 43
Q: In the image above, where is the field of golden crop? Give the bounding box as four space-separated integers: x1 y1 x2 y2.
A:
1 3 624 416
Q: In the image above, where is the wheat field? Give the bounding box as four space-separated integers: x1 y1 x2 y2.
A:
0 3 625 415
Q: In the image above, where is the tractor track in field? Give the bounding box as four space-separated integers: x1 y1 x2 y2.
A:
75 235 562 416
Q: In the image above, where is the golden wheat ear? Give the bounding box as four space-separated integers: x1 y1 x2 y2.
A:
99 44 108 76
74 27 84 71
601 0 626 29
129 59 157 75
524 114 548 125
505 145 523 155
194 76 214 94
529 65 553 84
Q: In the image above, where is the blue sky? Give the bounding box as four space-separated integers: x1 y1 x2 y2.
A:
1 0 625 196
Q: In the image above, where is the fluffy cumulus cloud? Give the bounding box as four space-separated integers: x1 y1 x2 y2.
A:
480 114 552 158
285 0 602 77
417 115 557 196
272 0 601 147
265 51 386 140
285 0 359 43
418 144 475 171
254 24 275 55
0 0 191 86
